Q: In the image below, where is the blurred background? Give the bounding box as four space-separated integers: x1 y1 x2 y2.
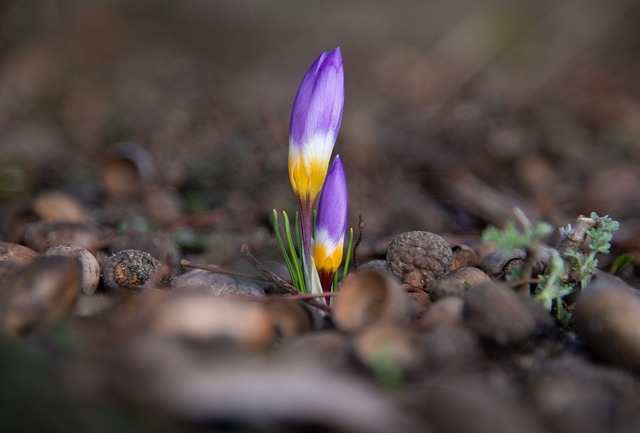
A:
1 0 640 258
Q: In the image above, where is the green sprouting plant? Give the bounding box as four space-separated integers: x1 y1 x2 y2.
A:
561 212 620 289
272 209 353 294
533 252 573 326
610 252 635 275
483 208 553 292
482 209 620 325
483 208 554 252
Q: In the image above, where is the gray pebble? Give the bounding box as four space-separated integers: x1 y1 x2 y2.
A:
171 269 265 297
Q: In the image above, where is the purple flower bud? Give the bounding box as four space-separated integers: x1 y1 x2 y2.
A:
314 155 348 292
289 48 344 206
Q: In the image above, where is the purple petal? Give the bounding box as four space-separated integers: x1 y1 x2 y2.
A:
289 48 344 152
315 155 348 246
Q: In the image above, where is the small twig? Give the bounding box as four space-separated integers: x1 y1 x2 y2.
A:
279 292 340 300
240 245 298 293
558 215 595 257
516 247 537 295
559 215 595 284
226 292 340 303
353 213 365 270
180 259 269 282
240 244 331 313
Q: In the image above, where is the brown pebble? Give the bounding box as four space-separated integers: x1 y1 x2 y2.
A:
0 241 39 266
0 256 81 336
464 282 537 345
429 277 467 301
262 298 317 338
44 245 100 295
102 249 167 293
451 244 479 270
420 297 465 330
386 231 452 289
406 288 432 321
332 270 408 333
144 292 275 351
449 267 491 289
574 282 640 368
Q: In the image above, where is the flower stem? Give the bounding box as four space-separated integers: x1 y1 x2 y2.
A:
299 200 317 293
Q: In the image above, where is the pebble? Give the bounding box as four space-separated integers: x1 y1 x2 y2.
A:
0 256 81 336
429 277 467 300
480 249 526 279
143 292 275 351
420 297 464 329
450 244 479 270
101 249 168 292
262 298 317 338
44 245 100 295
464 282 537 345
449 266 491 288
171 269 265 297
0 241 39 266
574 282 640 368
406 288 432 321
386 231 452 289
332 270 408 333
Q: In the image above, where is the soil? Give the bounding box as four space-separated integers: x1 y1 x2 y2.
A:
2 1 640 432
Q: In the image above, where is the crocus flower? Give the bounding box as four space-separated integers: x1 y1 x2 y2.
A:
288 47 344 208
314 155 348 294
288 47 344 291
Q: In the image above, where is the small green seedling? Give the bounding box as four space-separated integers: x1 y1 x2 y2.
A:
483 208 553 252
561 212 620 289
482 209 619 325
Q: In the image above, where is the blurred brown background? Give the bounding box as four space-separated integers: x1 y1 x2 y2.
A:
1 0 640 252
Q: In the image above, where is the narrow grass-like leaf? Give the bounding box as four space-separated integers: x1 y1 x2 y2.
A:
273 210 298 289
341 227 354 281
284 211 305 293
